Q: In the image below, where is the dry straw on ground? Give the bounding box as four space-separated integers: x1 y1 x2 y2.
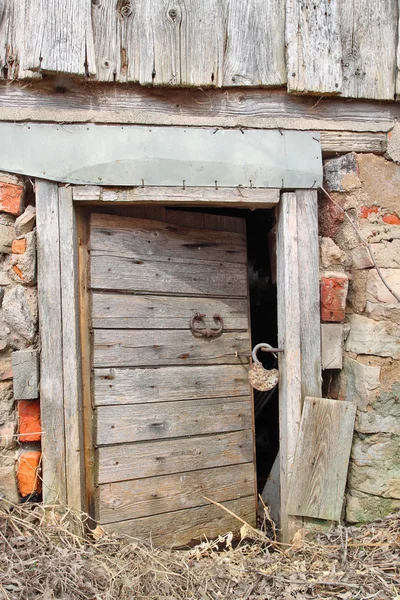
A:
0 498 399 599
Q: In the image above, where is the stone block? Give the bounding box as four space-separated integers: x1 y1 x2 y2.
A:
347 270 368 313
0 459 19 503
0 181 24 216
14 205 36 237
346 489 400 523
0 381 14 424
0 353 12 382
12 349 39 399
0 222 14 254
2 285 37 344
319 237 346 270
366 268 400 304
321 323 344 369
345 314 400 358
0 421 16 449
320 272 348 322
338 356 380 410
17 450 42 497
9 231 36 285
348 245 374 270
365 301 400 324
370 239 400 268
348 434 400 499
323 153 361 192
356 411 400 435
18 399 41 442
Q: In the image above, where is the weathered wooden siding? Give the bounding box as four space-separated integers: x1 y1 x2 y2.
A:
0 0 399 99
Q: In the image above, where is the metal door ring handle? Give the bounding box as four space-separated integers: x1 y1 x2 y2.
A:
190 312 224 338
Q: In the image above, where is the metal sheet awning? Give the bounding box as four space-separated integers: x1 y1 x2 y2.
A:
0 123 322 188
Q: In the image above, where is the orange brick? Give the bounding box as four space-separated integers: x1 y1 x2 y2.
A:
18 399 41 442
382 213 400 225
320 274 348 322
0 182 24 216
360 205 379 219
11 238 27 254
17 451 42 497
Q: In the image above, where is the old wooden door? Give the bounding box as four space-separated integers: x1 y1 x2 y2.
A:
88 208 256 546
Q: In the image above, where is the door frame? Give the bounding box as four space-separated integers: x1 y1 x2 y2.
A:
35 181 321 542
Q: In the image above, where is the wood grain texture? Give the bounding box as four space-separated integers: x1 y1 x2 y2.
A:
58 186 85 512
92 293 248 330
93 329 250 367
94 364 251 405
35 180 66 504
104 496 256 546
223 0 286 87
90 253 247 297
23 0 95 76
276 192 302 542
0 83 398 132
91 0 118 83
96 397 252 445
99 463 255 523
286 0 342 94
73 186 280 208
90 212 246 265
287 397 356 521
296 190 321 399
339 0 397 100
98 429 254 483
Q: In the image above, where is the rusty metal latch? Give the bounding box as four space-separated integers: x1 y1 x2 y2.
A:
251 343 284 362
190 313 224 338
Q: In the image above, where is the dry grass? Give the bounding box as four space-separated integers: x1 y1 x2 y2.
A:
0 498 399 599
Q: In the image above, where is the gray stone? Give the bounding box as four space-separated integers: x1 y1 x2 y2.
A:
346 489 400 523
347 270 368 313
0 459 19 503
323 153 361 192
0 381 14 424
349 434 400 499
0 421 16 449
339 356 380 410
348 246 374 270
321 323 344 369
319 237 347 270
369 240 400 269
14 205 35 237
345 314 400 359
0 353 12 382
9 231 36 286
356 411 400 435
2 285 37 344
365 301 400 324
386 122 400 163
12 349 39 399
373 382 400 418
0 223 14 254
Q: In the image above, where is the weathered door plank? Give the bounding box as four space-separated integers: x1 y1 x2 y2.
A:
92 293 248 330
99 463 255 523
287 397 356 521
93 329 250 367
104 497 256 546
94 364 251 405
96 397 252 445
98 429 254 484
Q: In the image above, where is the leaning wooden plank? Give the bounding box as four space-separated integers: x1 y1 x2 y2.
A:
99 463 255 523
276 192 302 542
90 254 247 297
73 186 280 206
96 397 252 445
58 187 84 512
223 0 286 86
286 0 342 94
339 0 397 100
287 397 356 521
180 0 225 87
98 429 254 483
92 293 248 330
94 364 251 406
93 329 250 367
296 190 321 399
104 497 256 547
23 0 95 76
319 131 387 155
89 213 246 265
35 180 66 504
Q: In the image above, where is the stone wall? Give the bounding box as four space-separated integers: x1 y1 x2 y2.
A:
320 153 400 523
0 172 41 502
